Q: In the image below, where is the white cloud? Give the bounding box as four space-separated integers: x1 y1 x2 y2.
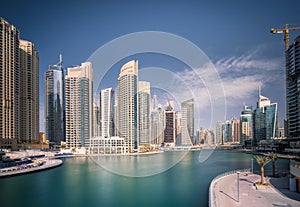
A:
173 47 283 128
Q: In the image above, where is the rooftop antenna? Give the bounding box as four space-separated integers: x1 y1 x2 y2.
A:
59 54 63 67
258 85 261 97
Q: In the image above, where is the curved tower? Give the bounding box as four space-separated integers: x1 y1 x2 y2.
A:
118 60 138 152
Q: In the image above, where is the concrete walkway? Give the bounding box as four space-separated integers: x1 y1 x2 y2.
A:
0 159 63 178
211 173 300 207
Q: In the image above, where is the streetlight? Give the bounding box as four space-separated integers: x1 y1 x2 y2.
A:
237 171 240 203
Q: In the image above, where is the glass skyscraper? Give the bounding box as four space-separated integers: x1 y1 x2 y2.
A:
253 94 277 145
138 81 150 145
100 88 115 138
222 120 232 143
150 95 164 146
118 60 138 152
180 98 194 146
45 56 64 144
163 102 176 146
240 105 253 146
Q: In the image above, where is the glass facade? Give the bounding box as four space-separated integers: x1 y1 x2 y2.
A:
45 63 64 144
240 105 253 146
253 95 277 145
118 60 138 152
180 98 194 146
138 81 150 145
287 35 300 138
100 88 115 138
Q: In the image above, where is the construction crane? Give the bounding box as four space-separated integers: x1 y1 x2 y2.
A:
270 24 300 51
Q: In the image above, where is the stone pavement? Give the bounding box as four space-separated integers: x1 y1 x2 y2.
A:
212 173 300 207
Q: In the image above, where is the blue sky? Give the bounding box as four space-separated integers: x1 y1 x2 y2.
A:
1 0 300 132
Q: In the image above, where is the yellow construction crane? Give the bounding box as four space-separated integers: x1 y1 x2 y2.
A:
270 24 300 51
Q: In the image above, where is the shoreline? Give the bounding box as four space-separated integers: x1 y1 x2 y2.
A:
0 159 63 178
209 169 300 207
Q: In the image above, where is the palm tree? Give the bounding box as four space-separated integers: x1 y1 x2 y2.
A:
255 155 270 184
268 152 278 177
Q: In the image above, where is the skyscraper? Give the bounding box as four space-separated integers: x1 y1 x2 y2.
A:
231 117 240 143
222 120 232 143
151 103 164 146
118 60 138 152
175 112 181 145
19 40 39 143
93 102 101 137
215 121 223 145
0 18 20 149
100 88 115 138
253 92 277 145
138 81 150 145
45 56 64 144
240 105 253 146
164 101 176 146
65 62 93 148
286 35 300 139
180 98 194 146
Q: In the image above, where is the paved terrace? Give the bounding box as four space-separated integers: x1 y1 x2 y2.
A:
210 171 300 207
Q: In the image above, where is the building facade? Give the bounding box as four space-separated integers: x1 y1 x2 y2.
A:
19 40 39 143
222 120 232 144
138 81 150 145
286 35 300 139
151 104 164 146
216 121 223 145
0 18 20 149
100 88 115 138
231 117 240 143
253 94 277 145
45 56 64 144
118 60 138 152
180 98 194 146
65 62 93 148
163 103 176 146
240 105 253 146
93 103 101 137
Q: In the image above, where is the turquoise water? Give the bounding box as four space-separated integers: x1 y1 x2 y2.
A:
0 150 289 207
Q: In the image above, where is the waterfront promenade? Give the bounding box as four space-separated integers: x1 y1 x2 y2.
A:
210 171 300 207
0 159 62 178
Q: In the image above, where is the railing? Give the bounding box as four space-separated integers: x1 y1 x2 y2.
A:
208 168 250 207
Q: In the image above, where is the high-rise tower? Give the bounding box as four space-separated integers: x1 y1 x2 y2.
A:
138 81 150 145
100 88 115 138
93 102 101 137
65 62 93 148
240 105 253 146
45 56 64 144
0 18 20 149
19 40 39 143
286 35 300 139
163 101 176 146
253 92 277 145
180 98 194 146
118 60 138 152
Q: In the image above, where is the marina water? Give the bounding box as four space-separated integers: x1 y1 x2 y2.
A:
0 150 290 207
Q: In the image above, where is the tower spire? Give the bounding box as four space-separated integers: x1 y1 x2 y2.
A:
59 54 63 67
